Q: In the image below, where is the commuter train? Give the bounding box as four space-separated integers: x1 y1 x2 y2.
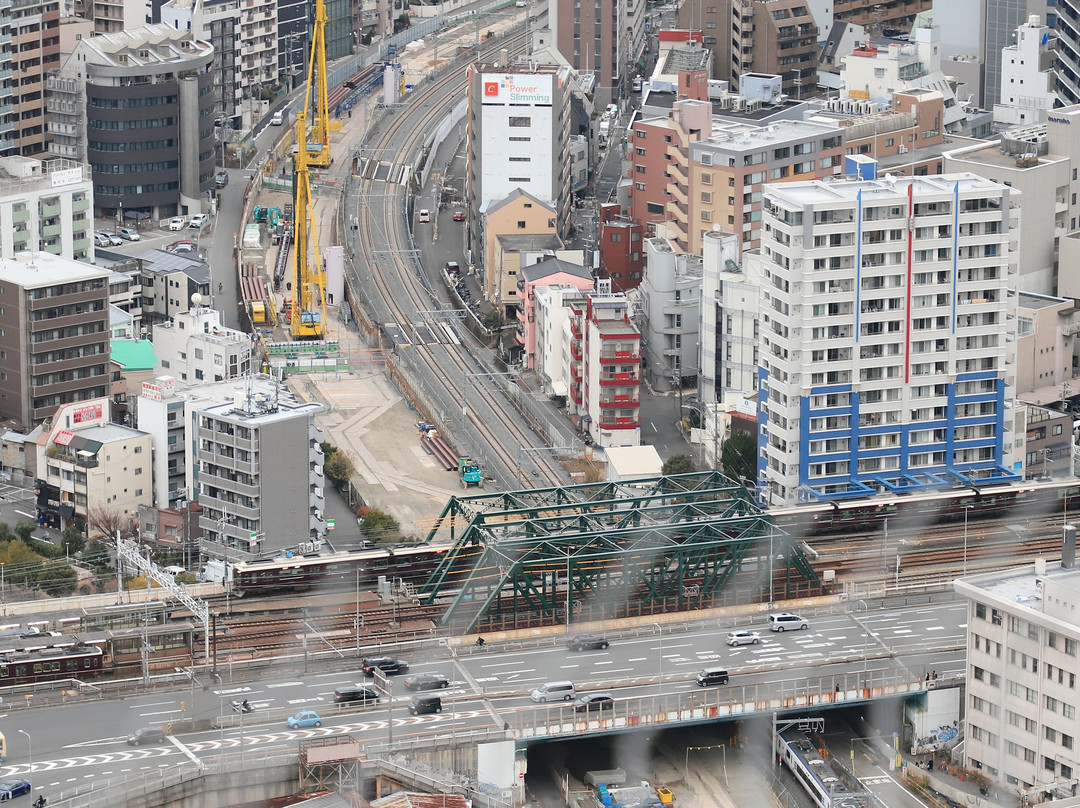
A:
776 728 869 808
0 643 104 686
202 543 470 598
769 478 1080 536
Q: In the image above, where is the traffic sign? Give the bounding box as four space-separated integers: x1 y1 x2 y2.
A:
327 519 335 530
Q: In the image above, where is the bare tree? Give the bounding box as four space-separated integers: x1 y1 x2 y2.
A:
86 505 137 540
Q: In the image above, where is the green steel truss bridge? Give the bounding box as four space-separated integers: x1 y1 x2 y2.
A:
419 471 825 633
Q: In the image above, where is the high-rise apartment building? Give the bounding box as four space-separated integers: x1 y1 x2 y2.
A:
1058 0 1080 104
195 391 326 558
568 283 642 448
994 15 1058 127
4 0 60 156
0 157 94 261
677 0 818 94
550 0 645 101
757 174 1020 506
0 252 110 428
700 228 759 405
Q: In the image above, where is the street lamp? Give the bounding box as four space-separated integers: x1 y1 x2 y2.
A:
18 729 31 792
654 623 663 697
963 504 974 576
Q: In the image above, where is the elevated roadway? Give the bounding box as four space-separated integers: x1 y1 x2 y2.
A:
1 597 966 803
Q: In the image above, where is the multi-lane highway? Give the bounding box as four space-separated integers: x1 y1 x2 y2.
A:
0 598 967 800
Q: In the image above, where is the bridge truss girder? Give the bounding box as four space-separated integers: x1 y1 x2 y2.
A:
418 472 824 633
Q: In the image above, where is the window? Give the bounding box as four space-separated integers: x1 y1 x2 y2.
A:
517 220 526 229
509 117 531 127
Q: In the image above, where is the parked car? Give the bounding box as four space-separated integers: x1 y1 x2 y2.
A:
567 634 609 651
215 171 229 188
100 231 123 246
333 686 379 704
727 630 761 646
168 217 186 231
361 656 410 675
118 227 140 241
286 710 322 728
452 210 466 222
445 261 461 274
404 672 450 691
167 240 197 253
418 209 430 223
572 693 614 713
94 232 112 247
189 214 209 229
126 726 165 746
0 780 30 799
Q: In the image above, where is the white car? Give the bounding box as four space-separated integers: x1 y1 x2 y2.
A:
118 227 140 241
189 214 209 229
418 209 430 223
100 231 124 246
726 630 761 647
168 217 186 231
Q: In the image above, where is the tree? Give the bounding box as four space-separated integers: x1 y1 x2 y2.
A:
0 540 46 586
34 561 78 597
721 431 758 485
86 506 136 540
14 521 35 543
662 454 696 476
357 507 400 543
62 525 86 555
324 449 355 488
482 309 505 332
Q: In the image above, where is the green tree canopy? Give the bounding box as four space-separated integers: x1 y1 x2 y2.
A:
662 454 696 476
721 431 758 486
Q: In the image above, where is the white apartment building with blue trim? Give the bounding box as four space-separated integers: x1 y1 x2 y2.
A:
756 174 1022 506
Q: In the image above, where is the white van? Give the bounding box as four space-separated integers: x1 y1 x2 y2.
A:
530 681 576 703
270 110 285 126
769 612 809 632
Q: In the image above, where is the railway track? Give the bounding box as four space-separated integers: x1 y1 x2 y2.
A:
344 30 572 492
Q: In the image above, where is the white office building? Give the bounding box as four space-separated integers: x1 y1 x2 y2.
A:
956 547 1080 800
994 16 1059 127
757 174 1020 506
152 302 252 384
700 228 760 405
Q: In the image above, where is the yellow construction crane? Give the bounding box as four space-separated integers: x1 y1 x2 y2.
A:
301 0 341 169
288 107 326 340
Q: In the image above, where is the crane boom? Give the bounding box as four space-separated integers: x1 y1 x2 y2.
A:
289 107 326 340
301 0 340 169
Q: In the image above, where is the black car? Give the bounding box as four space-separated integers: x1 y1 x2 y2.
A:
567 634 609 651
404 672 450 691
127 726 165 746
409 695 442 715
361 656 410 676
573 693 614 713
333 685 379 704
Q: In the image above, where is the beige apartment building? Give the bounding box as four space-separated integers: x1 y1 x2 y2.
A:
34 398 152 530
481 189 559 316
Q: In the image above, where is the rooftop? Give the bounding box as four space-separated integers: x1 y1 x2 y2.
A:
764 173 1015 208
111 339 157 370
522 257 592 282
79 24 213 67
0 252 110 288
139 249 211 283
1018 291 1073 312
692 119 843 156
497 234 564 252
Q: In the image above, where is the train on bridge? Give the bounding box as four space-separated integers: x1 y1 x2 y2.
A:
771 478 1079 536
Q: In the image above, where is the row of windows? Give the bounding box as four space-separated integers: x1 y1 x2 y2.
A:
92 161 180 174
89 95 177 109
88 139 177 152
96 182 180 195
88 117 177 130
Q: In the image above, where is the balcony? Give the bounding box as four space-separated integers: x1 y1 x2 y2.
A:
599 349 640 361
598 395 640 408
599 372 640 385
597 416 641 429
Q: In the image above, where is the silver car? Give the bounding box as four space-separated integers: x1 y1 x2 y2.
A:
726 630 761 647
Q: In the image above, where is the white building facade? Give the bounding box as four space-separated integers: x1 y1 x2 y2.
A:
637 238 702 392
994 16 1059 127
757 174 1020 505
700 228 760 405
152 303 251 384
957 556 1080 799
